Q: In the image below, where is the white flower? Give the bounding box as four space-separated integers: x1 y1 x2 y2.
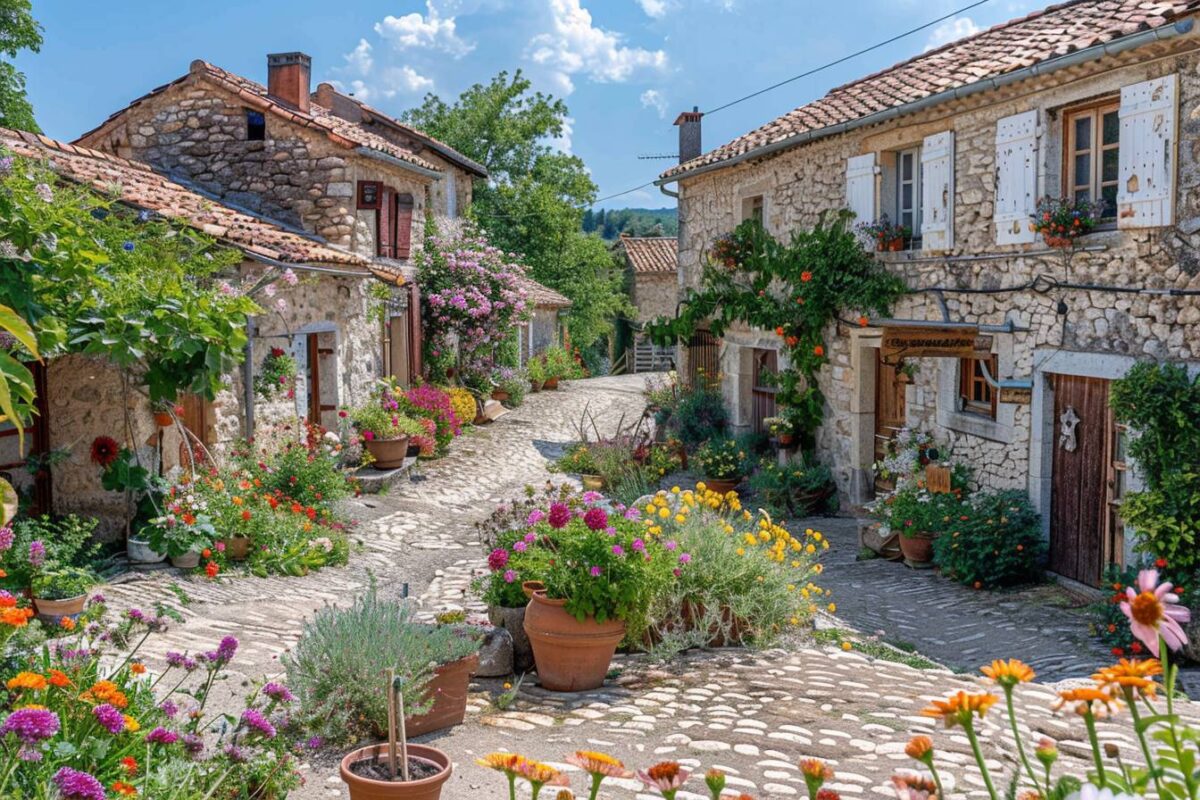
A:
1066 785 1139 800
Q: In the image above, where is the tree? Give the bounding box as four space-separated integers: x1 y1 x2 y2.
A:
403 71 630 353
0 1 42 132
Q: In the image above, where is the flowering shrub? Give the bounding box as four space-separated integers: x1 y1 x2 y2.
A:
403 384 463 454
445 386 477 426
747 457 837 518
1031 196 1106 244
868 483 966 539
346 379 426 447
416 219 530 382
253 346 297 400
693 437 748 480
932 489 1047 588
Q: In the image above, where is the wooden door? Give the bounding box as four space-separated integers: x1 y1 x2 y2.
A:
1048 374 1113 587
751 348 778 434
874 350 907 463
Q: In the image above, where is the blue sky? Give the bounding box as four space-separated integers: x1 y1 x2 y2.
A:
21 0 1038 209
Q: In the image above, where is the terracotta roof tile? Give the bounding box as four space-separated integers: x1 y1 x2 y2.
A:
1 127 374 269
515 273 572 308
661 0 1200 180
622 235 678 274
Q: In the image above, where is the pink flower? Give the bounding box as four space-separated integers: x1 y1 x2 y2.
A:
526 509 546 526
611 544 625 557
678 553 692 564
638 762 690 797
547 503 571 529
362 431 375 442
1120 569 1190 656
584 507 608 531
503 570 517 584
590 566 602 577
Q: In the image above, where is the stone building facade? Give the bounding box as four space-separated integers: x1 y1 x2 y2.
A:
621 235 679 371
657 1 1200 587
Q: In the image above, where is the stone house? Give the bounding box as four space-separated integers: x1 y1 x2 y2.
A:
0 128 404 531
514 274 573 364
620 234 678 371
656 0 1200 587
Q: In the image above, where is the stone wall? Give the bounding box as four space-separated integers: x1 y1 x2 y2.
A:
76 75 431 258
674 45 1200 505
630 272 679 324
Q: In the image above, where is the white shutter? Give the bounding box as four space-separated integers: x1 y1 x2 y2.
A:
1117 74 1177 228
921 131 954 251
290 336 308 418
845 153 876 224
994 111 1039 245
446 172 457 218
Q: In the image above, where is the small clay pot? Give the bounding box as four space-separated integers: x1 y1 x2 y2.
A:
899 532 935 566
1043 232 1075 249
543 377 560 391
340 743 452 800
365 437 410 470
580 474 605 491
491 389 510 403
523 588 624 692
33 594 87 625
704 477 740 495
171 551 201 570
154 411 174 428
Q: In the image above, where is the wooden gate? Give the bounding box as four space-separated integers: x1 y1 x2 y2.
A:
874 350 908 463
686 329 718 389
751 348 778 434
1048 374 1115 587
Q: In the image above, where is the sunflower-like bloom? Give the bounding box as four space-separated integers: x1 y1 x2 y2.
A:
515 759 569 790
892 773 939 800
800 758 834 781
1119 569 1190 656
1092 658 1162 699
6 672 48 691
981 659 1035 687
904 735 934 763
565 751 632 779
637 761 690 797
921 691 998 728
476 752 528 777
1053 687 1122 718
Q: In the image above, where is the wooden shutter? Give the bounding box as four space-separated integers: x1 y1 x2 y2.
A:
407 281 423 381
845 153 876 224
994 111 1039 245
921 131 955 251
395 194 415 260
1117 74 1177 228
377 187 395 258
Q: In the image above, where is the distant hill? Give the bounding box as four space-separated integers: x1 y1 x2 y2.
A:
583 207 678 240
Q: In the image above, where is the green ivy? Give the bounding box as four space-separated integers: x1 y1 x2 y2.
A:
648 210 907 446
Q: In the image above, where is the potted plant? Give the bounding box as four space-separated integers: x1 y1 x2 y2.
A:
31 565 97 623
554 443 603 489
1030 196 1105 248
856 216 911 251
868 483 963 567
97 445 169 564
541 346 580 390
349 380 427 470
763 416 795 448
153 402 182 428
145 486 218 569
527 356 547 392
693 437 747 496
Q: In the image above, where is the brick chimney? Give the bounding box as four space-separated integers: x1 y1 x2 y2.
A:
674 106 703 164
267 52 311 113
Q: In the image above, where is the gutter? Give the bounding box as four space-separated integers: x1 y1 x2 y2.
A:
355 147 444 180
244 252 378 280
656 16 1196 187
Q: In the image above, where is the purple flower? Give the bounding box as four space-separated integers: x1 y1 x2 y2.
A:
547 503 571 529
0 524 13 552
523 532 537 544
93 704 125 735
305 735 323 750
503 569 517 584
262 682 295 703
182 733 205 756
28 540 45 568
612 544 625 557
487 548 509 571
89 593 105 605
513 540 527 552
146 726 178 745
679 553 692 564
53 768 106 800
664 540 678 551
1 708 60 743
224 743 248 763
241 709 277 739
127 608 146 623
526 509 546 526
631 538 646 553
582 490 602 504
205 635 239 664
583 507 608 531
623 507 641 520
590 566 603 577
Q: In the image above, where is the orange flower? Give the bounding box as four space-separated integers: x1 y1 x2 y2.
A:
981 658 1035 687
6 672 47 691
181 513 196 526
775 326 785 336
514 760 569 789
921 690 997 728
904 735 934 762
0 607 33 627
84 680 129 709
1093 659 1162 699
858 316 869 327
813 345 825 358
130 663 147 676
111 781 138 796
800 758 833 782
785 335 799 347
48 669 71 688
201 548 212 559
123 715 140 733
477 753 529 777
566 751 633 779
1054 687 1121 718
0 593 16 609
59 616 76 632
120 757 138 775
241 510 252 522
205 561 220 579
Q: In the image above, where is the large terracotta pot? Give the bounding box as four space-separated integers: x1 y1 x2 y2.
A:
127 537 166 565
899 532 935 566
543 377 560 390
365 436 410 470
704 477 740 496
1043 232 1075 249
33 594 87 625
580 474 605 491
524 589 624 692
340 743 452 800
488 605 534 673
221 536 251 561
403 653 478 738
171 551 201 570
491 389 510 403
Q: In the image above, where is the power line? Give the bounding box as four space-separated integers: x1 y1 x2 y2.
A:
704 0 992 115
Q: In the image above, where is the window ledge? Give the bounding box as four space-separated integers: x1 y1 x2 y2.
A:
936 407 1014 444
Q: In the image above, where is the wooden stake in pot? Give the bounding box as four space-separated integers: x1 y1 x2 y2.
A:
387 673 411 783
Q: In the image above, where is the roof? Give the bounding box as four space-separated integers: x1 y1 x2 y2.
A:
76 61 442 177
621 235 678 274
661 0 1200 181
314 83 488 178
515 273 572 308
0 127 385 271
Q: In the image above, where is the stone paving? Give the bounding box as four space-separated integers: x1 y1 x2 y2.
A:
93 374 1200 800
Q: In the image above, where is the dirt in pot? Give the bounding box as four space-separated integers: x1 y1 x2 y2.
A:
349 756 442 782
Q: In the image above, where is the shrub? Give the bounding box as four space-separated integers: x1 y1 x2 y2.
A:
554 443 600 474
672 384 728 448
404 384 462 453
284 585 480 745
3 515 101 589
493 366 528 406
693 437 748 480
932 490 1046 588
748 457 837 518
868 483 965 538
30 565 97 600
541 345 583 380
527 355 547 384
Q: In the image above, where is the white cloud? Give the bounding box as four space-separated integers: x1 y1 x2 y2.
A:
546 115 575 153
637 0 668 17
375 1 475 58
330 79 374 101
640 88 668 118
924 16 981 51
525 0 668 95
382 65 435 95
342 39 373 77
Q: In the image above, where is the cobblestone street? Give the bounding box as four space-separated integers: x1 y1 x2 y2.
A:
97 375 1200 800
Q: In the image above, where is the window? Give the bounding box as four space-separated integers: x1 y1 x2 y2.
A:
357 181 381 210
896 146 922 239
959 354 998 419
1064 101 1119 220
376 189 415 260
246 110 266 141
741 195 763 224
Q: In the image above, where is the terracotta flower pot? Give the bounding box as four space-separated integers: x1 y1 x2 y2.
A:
543 376 560 391
491 389 510 403
524 589 624 692
777 433 795 447
1042 232 1075 249
530 379 543 393
704 477 740 495
33 594 87 625
222 536 251 561
127 537 166 565
154 411 174 428
580 474 605 491
365 436 410 470
899 532 935 567
488 605 534 673
404 653 479 738
340 743 452 800
171 551 201 570
887 236 904 251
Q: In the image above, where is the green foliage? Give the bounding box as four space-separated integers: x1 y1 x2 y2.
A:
284 585 481 745
747 457 837 519
1110 362 1200 572
0 302 37 451
0 1 41 132
553 442 599 474
3 514 101 590
583 207 677 239
527 354 547 383
403 70 632 349
693 437 749 480
670 382 728 448
253 346 297 399
648 212 907 446
541 345 583 380
870 483 966 538
30 564 97 600
932 490 1047 588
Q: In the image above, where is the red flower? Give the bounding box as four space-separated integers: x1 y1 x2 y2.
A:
801 271 813 282
205 561 220 579
775 326 785 336
813 345 825 358
90 436 120 468
1130 641 1143 654
182 513 196 526
785 336 798 347
201 549 212 559
858 316 869 327
1112 647 1125 656
270 347 285 358
121 757 138 775
241 510 252 522
1155 558 1168 568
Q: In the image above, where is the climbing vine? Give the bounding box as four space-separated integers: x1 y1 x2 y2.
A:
648 210 908 446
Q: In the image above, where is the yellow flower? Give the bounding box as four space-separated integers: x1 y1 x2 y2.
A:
921 691 998 728
827 603 836 612
123 715 140 732
981 659 1036 687
812 531 823 541
805 543 816 554
644 504 655 515
696 481 707 492
674 514 686 524
1093 659 1162 699
671 486 680 494
736 547 745 556
658 507 670 519
814 563 824 574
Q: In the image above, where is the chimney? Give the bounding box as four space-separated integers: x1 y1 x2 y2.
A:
674 106 703 163
267 52 311 113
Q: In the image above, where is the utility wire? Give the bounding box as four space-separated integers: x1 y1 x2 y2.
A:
704 0 992 115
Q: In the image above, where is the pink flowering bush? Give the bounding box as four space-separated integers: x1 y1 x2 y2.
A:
403 384 462 454
416 220 530 382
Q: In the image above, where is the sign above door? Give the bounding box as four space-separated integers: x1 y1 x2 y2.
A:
881 324 979 360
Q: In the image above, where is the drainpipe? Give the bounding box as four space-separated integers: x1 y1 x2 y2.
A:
244 317 256 440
